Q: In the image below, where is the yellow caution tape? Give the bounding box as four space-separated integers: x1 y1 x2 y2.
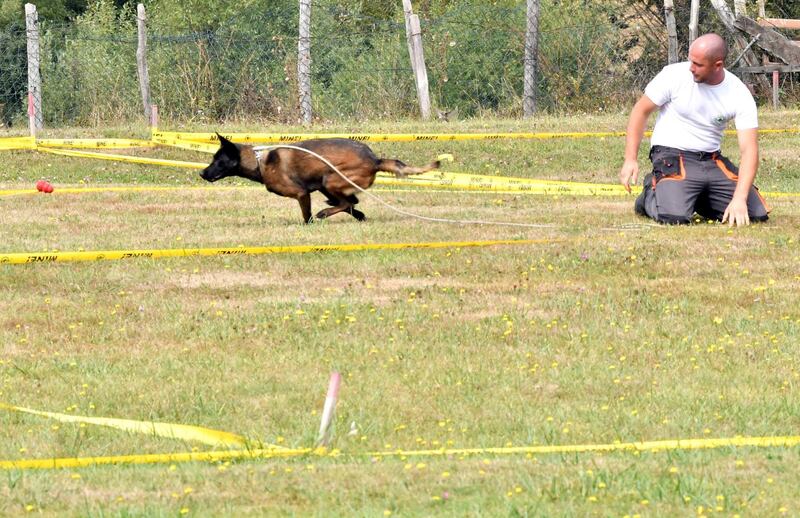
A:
1 137 155 151
153 128 800 144
0 402 252 448
153 129 632 144
37 147 208 169
152 134 220 153
0 239 555 265
6 135 799 199
5 179 799 199
3 433 800 470
3 128 798 154
754 128 800 135
375 171 634 194
0 136 36 150
37 138 156 149
0 447 310 470
369 435 800 458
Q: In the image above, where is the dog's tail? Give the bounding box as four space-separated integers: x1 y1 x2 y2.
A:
377 158 440 178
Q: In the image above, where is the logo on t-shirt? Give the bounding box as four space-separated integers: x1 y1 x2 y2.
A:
711 114 728 126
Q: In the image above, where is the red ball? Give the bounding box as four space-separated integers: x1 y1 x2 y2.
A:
35 180 45 192
43 182 54 194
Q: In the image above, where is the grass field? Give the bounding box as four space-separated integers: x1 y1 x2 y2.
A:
1 111 800 516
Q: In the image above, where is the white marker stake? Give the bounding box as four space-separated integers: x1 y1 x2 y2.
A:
150 104 159 130
28 93 35 138
317 372 341 447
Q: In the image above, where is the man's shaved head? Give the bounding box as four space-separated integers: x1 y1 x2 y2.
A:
690 33 728 63
687 33 728 84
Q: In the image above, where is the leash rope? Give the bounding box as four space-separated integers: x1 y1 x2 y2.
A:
253 144 556 229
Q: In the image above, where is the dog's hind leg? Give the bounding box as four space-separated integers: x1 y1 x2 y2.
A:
345 206 366 221
320 186 359 208
319 186 339 207
315 198 364 221
344 195 365 220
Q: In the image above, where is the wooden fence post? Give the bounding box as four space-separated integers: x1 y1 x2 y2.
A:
136 4 152 122
523 0 539 117
402 0 431 120
25 3 43 134
689 0 700 45
664 0 679 63
298 0 312 124
756 0 779 108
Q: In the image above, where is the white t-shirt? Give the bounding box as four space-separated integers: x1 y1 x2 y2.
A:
645 61 758 152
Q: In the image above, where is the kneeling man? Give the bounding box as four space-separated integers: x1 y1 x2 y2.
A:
619 33 769 226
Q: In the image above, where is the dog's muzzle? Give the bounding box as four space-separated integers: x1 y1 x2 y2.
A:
200 168 222 182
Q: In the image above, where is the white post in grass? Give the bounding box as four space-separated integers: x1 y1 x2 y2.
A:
317 371 341 447
523 0 540 117
402 0 431 120
25 3 43 135
136 4 152 122
150 104 159 131
298 0 313 124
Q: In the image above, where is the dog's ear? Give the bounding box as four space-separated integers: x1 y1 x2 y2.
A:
216 132 236 149
216 132 240 159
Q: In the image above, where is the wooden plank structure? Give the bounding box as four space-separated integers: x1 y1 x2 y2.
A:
709 0 770 91
728 1 800 107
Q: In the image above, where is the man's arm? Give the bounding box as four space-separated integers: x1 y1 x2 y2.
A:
722 128 759 227
619 95 660 192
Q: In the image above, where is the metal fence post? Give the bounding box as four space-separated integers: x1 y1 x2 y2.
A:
24 3 43 134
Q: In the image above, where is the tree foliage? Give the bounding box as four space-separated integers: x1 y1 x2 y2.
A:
3 0 798 126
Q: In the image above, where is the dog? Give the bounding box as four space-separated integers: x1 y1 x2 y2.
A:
200 134 441 223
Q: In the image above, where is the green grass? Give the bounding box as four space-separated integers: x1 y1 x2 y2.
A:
1 112 800 516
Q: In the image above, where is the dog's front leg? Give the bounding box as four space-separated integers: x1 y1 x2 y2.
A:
297 192 313 224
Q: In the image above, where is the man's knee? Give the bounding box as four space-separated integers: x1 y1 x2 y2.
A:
655 213 692 225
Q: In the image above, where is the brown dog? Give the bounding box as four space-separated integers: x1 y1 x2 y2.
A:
200 135 441 223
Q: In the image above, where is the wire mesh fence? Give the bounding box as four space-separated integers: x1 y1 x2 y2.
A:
0 0 797 129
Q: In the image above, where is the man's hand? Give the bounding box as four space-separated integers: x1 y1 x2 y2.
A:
619 159 640 193
620 96 658 194
722 197 750 227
